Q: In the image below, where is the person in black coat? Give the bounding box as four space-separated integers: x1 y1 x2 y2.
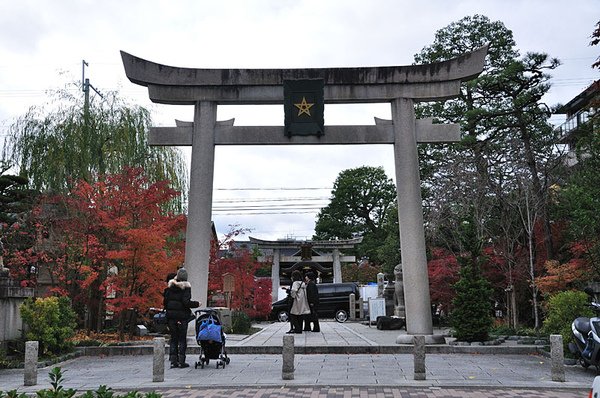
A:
303 271 320 332
163 267 200 368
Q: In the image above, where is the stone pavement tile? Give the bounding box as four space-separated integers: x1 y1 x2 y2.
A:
0 353 595 392
147 386 587 398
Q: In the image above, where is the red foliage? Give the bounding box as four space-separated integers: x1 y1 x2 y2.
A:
28 168 187 331
208 228 272 319
428 245 513 314
427 247 459 312
536 241 593 296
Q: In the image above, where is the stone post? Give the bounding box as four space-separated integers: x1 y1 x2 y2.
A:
377 272 385 298
392 98 433 335
282 334 294 380
550 334 565 382
185 101 216 334
332 249 341 283
413 335 426 380
271 249 280 303
152 337 165 382
24 341 38 386
349 293 356 320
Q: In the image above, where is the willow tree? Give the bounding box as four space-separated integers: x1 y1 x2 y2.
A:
2 84 187 211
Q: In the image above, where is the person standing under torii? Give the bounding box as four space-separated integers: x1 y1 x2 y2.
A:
303 271 320 332
288 270 310 333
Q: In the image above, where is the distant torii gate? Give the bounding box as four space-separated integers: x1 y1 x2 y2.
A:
121 46 487 339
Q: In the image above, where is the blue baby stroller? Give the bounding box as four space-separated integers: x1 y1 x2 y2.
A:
194 308 230 369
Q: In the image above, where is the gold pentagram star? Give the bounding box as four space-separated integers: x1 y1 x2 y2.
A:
294 97 314 117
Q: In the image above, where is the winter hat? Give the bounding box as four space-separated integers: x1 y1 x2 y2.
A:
176 267 188 282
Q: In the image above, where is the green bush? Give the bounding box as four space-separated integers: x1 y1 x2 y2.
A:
0 349 20 370
19 296 77 356
230 311 252 334
490 324 516 336
542 290 593 350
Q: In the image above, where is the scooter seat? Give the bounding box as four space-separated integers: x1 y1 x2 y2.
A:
574 317 591 334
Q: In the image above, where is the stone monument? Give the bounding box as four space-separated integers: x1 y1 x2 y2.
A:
121 45 487 339
393 263 406 318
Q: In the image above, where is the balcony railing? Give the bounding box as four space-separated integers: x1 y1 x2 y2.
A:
556 110 591 139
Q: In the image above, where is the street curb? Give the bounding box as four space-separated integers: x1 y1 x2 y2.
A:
74 344 545 356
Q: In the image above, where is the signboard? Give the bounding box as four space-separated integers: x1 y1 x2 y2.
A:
223 273 235 293
283 79 324 137
368 298 386 326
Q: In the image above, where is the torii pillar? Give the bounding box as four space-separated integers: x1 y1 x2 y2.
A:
121 46 487 339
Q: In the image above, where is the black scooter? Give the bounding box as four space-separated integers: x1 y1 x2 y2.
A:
570 288 600 371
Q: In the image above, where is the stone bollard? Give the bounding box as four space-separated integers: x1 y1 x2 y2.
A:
349 293 356 320
24 341 38 386
413 335 426 380
282 334 294 380
152 337 165 382
550 334 565 382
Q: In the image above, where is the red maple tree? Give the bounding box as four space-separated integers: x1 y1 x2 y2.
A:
208 227 272 319
44 168 185 335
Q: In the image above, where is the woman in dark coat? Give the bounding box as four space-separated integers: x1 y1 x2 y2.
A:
303 271 320 332
163 267 200 368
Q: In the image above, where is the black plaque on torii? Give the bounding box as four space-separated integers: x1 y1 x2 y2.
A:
284 79 324 137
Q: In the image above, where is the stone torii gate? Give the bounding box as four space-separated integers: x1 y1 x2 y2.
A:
121 46 487 338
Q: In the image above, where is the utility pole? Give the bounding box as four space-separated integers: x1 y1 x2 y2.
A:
81 60 103 119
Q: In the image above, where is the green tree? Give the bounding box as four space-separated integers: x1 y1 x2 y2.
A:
376 205 400 277
416 15 561 327
416 15 559 255
0 162 37 225
557 105 600 280
313 166 397 264
2 85 187 211
555 20 600 281
450 214 493 342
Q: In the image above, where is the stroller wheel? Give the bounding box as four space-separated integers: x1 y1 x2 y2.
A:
226 357 230 365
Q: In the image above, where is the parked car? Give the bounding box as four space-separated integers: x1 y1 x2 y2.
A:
270 282 360 323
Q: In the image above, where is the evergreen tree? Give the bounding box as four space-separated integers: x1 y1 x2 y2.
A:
451 213 493 342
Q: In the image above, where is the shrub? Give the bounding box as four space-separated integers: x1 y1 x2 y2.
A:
542 290 593 349
19 296 77 356
230 311 252 334
0 367 163 398
490 324 516 336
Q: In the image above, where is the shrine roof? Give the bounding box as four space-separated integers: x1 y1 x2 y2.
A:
248 236 363 249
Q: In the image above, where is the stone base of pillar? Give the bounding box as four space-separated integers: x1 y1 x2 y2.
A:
396 334 445 344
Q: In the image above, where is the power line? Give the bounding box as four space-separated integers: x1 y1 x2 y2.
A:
215 187 331 191
214 210 319 215
214 196 329 203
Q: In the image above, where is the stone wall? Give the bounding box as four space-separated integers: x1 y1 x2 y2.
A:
0 277 35 347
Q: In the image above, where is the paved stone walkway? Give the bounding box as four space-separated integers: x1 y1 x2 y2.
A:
146 386 585 397
0 320 596 396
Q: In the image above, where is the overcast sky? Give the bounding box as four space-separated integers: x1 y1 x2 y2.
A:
1 0 598 241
